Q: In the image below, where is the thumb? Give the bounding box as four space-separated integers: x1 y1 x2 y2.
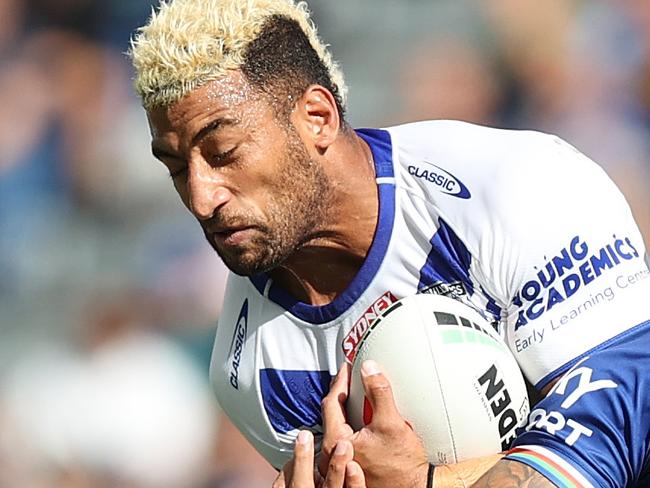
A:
360 360 402 430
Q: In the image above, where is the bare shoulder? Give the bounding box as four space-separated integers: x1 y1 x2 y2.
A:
472 459 555 488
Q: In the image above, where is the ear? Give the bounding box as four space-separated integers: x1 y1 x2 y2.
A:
291 85 341 152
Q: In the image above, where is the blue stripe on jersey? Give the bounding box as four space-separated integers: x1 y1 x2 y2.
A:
248 129 396 324
260 369 332 434
249 273 268 295
481 285 503 322
356 128 395 178
418 217 474 295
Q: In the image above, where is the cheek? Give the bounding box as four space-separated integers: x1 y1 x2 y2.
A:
255 170 291 206
236 150 287 198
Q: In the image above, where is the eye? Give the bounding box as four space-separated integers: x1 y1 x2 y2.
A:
211 147 236 166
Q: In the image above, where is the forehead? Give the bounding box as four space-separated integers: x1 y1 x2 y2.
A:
146 71 261 140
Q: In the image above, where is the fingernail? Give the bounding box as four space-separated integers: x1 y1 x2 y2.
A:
334 441 349 456
346 462 360 476
297 430 312 445
361 360 381 376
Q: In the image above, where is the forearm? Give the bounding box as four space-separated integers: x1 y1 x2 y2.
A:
433 453 503 487
470 459 553 488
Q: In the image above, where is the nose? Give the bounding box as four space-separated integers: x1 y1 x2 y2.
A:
187 158 231 220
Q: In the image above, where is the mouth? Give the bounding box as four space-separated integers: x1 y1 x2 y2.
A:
211 226 256 247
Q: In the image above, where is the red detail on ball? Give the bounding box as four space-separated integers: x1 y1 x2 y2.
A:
363 397 373 425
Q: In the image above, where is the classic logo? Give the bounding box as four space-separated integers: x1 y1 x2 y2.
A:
228 299 248 389
342 291 398 362
408 160 471 199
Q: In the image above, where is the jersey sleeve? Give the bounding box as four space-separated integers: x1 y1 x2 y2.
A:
504 322 650 487
466 131 650 388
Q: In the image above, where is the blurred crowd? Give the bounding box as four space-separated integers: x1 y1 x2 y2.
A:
0 0 648 487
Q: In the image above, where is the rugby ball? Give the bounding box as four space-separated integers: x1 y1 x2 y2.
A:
347 293 529 465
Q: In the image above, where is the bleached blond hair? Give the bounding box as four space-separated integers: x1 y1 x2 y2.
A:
129 0 347 111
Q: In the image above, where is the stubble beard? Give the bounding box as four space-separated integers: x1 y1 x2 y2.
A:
209 127 331 276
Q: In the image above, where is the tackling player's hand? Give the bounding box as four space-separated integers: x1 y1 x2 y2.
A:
347 360 430 488
318 363 356 478
272 430 366 488
318 360 430 487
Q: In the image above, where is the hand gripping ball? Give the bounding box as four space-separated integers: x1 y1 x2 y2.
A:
347 293 530 465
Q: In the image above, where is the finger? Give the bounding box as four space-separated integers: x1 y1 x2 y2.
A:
319 363 353 476
280 457 295 488
345 461 367 488
360 360 402 429
290 430 315 488
322 363 350 429
323 440 353 488
272 469 287 488
313 465 325 486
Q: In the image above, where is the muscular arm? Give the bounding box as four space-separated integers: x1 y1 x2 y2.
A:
433 454 502 487
471 459 554 488
432 455 553 488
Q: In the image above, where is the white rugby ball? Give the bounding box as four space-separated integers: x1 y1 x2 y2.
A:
347 293 529 465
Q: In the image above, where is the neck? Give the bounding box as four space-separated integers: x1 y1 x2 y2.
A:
268 132 378 305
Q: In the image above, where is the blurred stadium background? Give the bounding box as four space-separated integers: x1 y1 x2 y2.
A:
0 0 648 486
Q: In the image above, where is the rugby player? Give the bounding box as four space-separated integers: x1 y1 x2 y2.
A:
129 0 650 486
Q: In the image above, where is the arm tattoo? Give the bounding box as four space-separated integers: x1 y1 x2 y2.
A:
472 459 555 488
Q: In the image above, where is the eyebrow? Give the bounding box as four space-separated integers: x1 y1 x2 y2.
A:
192 117 237 146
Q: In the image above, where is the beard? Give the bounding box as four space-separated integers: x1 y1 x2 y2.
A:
203 126 331 276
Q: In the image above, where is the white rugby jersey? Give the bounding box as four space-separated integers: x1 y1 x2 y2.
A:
209 121 650 468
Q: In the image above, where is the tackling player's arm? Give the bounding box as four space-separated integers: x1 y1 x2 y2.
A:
431 455 510 487
470 459 554 488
